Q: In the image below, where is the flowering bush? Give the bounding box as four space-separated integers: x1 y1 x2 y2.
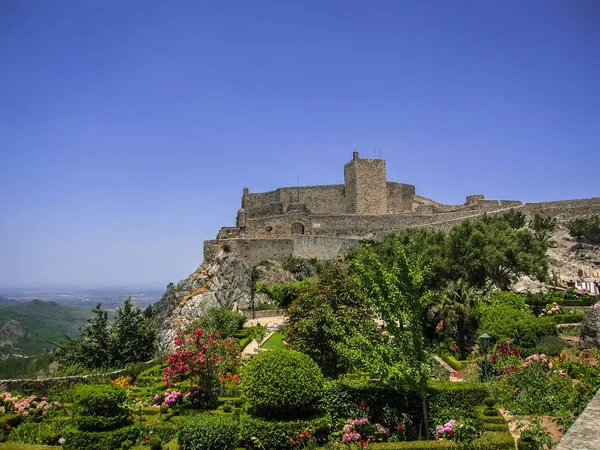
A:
1 392 60 417
541 302 562 316
163 329 240 409
111 376 132 389
524 354 552 371
336 418 388 447
489 340 521 377
153 390 183 409
434 419 474 442
219 371 241 396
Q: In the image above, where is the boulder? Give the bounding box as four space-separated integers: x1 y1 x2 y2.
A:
580 307 600 349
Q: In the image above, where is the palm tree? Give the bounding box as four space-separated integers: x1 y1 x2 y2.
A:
437 278 478 359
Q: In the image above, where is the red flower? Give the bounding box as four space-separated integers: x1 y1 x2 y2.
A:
450 430 455 436
398 425 404 431
145 435 151 441
561 353 567 360
361 402 366 408
360 440 367 448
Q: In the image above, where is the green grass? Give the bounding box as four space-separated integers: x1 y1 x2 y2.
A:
260 331 285 351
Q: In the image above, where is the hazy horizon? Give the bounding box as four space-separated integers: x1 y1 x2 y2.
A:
1 1 599 288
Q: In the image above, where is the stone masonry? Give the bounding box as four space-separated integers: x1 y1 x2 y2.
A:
205 152 600 265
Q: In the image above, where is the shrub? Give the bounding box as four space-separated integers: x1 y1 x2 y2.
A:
241 349 325 417
513 317 558 353
186 307 245 338
321 379 421 439
282 255 313 280
534 335 564 357
163 329 240 409
439 351 468 371
239 411 331 450
483 397 495 407
63 424 141 450
178 414 239 450
473 431 516 450
475 406 506 424
73 385 129 432
567 215 600 243
427 381 488 430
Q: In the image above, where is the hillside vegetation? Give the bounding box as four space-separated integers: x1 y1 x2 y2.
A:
0 300 91 356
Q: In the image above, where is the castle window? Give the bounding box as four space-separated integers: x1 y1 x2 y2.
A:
291 222 305 235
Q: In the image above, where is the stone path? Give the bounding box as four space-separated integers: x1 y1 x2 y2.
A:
556 388 600 450
432 355 463 382
241 316 285 358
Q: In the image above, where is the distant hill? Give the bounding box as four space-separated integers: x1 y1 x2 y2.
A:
0 296 17 305
0 299 92 356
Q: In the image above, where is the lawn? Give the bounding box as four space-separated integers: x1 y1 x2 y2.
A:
260 331 285 351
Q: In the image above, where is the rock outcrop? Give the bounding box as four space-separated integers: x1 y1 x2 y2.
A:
154 249 253 349
580 308 600 349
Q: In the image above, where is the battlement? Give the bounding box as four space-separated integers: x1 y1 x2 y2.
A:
205 151 599 265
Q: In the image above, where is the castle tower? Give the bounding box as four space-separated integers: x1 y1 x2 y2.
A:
344 151 388 214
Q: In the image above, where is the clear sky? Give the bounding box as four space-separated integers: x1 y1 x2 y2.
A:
1 1 599 289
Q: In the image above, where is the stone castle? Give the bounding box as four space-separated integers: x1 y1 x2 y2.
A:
203 151 600 264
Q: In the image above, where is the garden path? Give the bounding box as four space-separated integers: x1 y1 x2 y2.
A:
241 316 285 358
556 387 600 450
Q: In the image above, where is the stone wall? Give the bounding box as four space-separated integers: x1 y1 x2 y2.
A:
522 197 600 218
0 360 156 396
242 185 346 218
387 182 416 212
292 235 361 260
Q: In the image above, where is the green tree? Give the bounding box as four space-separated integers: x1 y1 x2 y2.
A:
110 297 156 366
348 243 432 438
186 306 245 338
284 263 377 378
502 209 526 229
436 278 478 359
529 215 558 243
447 216 548 290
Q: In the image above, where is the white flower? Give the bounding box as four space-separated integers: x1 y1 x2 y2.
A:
58 437 65 445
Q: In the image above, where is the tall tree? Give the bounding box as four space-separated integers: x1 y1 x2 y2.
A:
284 263 377 378
436 278 478 359
110 297 156 366
348 243 432 438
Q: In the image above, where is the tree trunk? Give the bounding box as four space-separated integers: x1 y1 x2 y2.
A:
420 385 430 440
457 315 466 360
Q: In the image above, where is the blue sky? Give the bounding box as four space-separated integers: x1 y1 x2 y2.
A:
1 1 599 289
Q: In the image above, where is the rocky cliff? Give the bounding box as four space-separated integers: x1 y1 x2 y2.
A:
154 249 296 349
154 249 253 349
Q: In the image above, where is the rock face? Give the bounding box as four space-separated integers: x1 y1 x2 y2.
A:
580 308 600 349
154 250 253 350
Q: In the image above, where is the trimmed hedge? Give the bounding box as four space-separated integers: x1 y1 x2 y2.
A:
74 384 127 415
366 431 514 449
475 407 506 424
320 379 488 441
473 431 515 449
427 381 489 428
483 422 510 432
554 313 585 324
75 413 129 432
438 352 468 371
320 379 421 439
178 414 239 450
0 413 22 441
241 349 325 417
239 411 331 450
63 423 141 450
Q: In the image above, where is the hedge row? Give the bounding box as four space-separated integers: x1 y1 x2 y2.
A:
238 411 331 450
366 431 514 450
63 424 141 450
438 352 469 371
553 314 585 324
